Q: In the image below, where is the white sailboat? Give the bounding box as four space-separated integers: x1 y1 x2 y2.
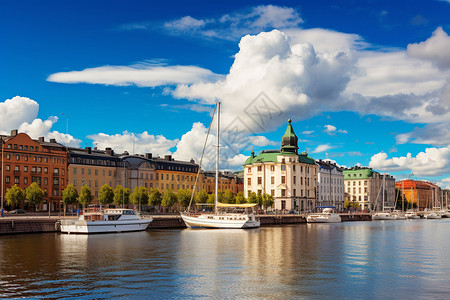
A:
372 174 396 220
180 102 260 229
424 187 442 219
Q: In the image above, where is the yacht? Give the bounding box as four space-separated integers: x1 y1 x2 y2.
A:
60 208 152 234
423 210 442 219
405 211 420 219
307 208 341 223
372 212 397 220
180 102 260 229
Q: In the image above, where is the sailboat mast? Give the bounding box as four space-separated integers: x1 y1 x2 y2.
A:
382 174 385 211
215 101 220 214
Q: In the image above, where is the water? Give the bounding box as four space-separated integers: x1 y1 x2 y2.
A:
1 219 450 299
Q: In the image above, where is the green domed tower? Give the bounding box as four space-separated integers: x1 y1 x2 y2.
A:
281 118 299 154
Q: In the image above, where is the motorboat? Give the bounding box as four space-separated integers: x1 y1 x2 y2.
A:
307 208 341 223
405 211 420 219
372 212 397 220
60 208 152 234
393 211 407 220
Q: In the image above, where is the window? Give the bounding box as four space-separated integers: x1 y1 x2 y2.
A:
81 168 84 175
257 166 262 172
293 176 296 184
73 178 77 186
44 177 48 185
293 189 296 197
5 165 10 171
24 177 28 185
88 169 91 175
53 178 59 185
281 189 286 197
54 190 59 196
270 165 275 172
53 168 59 174
6 154 10 160
14 177 19 184
293 165 296 171
16 154 20 160
24 166 28 172
257 177 262 184
24 155 28 161
95 170 98 176
281 176 286 184
73 168 77 175
271 177 275 185
281 165 286 171
37 167 42 173
44 167 48 174
271 189 275 196
247 178 251 185
5 176 10 183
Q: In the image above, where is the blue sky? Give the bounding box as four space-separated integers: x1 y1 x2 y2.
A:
1 0 450 186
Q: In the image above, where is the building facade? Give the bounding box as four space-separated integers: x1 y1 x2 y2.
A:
395 180 444 210
1 130 67 211
316 160 345 211
244 119 318 212
343 167 395 211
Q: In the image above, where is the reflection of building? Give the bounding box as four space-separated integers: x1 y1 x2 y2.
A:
244 119 318 211
316 160 345 210
1 130 67 211
68 147 119 203
343 167 395 211
395 180 443 210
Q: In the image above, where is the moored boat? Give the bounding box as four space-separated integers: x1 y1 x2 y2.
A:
405 211 420 219
60 208 152 234
307 208 341 223
372 212 397 220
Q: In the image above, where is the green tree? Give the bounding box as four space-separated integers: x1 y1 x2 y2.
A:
148 188 162 207
62 184 78 215
113 185 130 207
235 191 246 204
207 193 215 204
162 189 177 211
78 186 93 208
130 186 149 211
99 184 114 206
262 193 274 209
177 189 192 208
247 192 258 204
195 189 209 203
5 184 25 207
223 190 235 204
26 182 45 209
344 199 350 209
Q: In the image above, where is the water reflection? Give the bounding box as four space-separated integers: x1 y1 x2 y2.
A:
1 220 450 298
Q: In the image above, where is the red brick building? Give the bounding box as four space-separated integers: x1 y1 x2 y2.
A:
1 130 67 211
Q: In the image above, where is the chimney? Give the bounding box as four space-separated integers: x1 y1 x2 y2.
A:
105 147 114 156
50 138 56 143
38 137 45 142
85 147 92 154
10 129 18 137
146 153 152 159
165 155 172 161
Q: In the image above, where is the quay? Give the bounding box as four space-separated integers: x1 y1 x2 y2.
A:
0 213 372 235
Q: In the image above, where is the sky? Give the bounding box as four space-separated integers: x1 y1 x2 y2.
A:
1 0 450 187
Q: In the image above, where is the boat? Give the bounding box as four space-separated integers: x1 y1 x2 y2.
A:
307 207 341 223
423 211 442 219
60 208 152 234
393 211 407 220
405 211 420 219
180 102 260 229
372 212 397 220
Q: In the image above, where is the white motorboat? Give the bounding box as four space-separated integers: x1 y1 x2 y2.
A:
372 212 397 220
405 211 420 219
307 208 341 223
60 208 152 234
180 102 260 229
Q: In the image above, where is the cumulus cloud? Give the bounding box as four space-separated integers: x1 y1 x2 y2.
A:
369 147 450 176
312 144 334 153
407 27 450 70
87 131 178 156
323 125 347 135
159 5 303 41
47 61 222 87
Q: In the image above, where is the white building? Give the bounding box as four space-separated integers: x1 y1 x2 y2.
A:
316 160 345 211
243 119 318 212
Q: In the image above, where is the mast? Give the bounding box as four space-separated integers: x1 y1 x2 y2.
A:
382 174 385 211
215 101 220 214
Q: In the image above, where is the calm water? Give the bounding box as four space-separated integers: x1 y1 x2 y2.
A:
1 219 450 299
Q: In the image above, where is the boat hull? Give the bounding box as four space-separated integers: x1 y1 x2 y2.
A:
60 219 152 234
372 213 397 220
306 214 341 223
181 214 260 229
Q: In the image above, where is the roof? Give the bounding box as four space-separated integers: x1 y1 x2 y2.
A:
243 149 316 165
343 168 374 179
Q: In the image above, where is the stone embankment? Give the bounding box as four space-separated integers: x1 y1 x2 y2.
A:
0 213 372 234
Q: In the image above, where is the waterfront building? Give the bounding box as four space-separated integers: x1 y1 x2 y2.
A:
154 155 199 193
68 147 120 202
201 171 244 194
244 119 318 212
395 180 443 210
0 130 67 211
316 159 345 211
343 167 395 211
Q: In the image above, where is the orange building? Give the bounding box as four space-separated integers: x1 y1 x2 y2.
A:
1 130 67 211
395 180 441 210
201 171 244 194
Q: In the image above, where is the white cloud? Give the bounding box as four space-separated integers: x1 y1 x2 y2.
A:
324 124 347 135
302 130 314 135
47 62 222 87
369 147 450 176
226 154 248 169
87 131 178 156
407 27 450 70
159 5 303 41
312 144 334 153
0 96 39 132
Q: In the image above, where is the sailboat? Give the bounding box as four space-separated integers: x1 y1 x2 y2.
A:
180 102 260 229
372 174 396 220
424 186 442 219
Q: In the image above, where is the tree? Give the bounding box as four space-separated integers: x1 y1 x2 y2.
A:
130 186 149 211
195 189 209 203
78 186 93 208
26 182 45 209
5 184 25 207
207 193 215 204
256 193 263 207
223 190 235 204
262 193 274 209
344 199 350 209
148 188 162 207
62 184 78 215
113 185 130 207
162 189 177 211
177 189 192 208
235 191 246 204
247 192 258 204
99 184 114 206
